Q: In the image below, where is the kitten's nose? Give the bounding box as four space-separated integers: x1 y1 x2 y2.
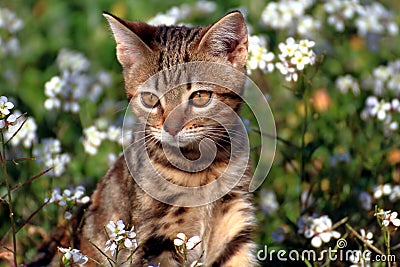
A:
164 125 180 136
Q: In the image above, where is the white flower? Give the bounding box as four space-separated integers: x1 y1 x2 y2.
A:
359 229 373 245
297 214 341 248
45 76 64 98
57 49 90 73
381 211 400 227
0 96 14 116
291 50 311 71
5 112 37 148
58 247 88 265
174 232 187 246
105 220 138 256
82 126 107 155
105 240 118 256
335 75 360 95
173 232 201 250
389 185 400 202
373 184 392 199
278 37 298 58
369 100 391 121
107 125 122 144
186 236 201 250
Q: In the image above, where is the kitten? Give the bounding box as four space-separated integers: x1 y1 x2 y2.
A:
54 11 257 267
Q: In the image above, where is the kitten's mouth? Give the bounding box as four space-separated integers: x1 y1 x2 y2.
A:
159 130 200 148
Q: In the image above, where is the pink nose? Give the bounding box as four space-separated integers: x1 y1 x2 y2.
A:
164 126 180 136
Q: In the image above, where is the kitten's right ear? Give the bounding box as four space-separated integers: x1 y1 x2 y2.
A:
103 12 153 67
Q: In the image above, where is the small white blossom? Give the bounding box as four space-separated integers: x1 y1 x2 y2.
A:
107 125 122 144
381 211 400 228
0 96 14 116
373 184 392 199
335 75 360 95
389 185 400 202
58 247 88 265
82 126 107 155
174 232 201 251
5 112 37 148
359 229 373 245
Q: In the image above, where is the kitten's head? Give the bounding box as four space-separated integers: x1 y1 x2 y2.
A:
104 11 248 149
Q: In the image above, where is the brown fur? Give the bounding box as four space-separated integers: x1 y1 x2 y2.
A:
38 11 258 267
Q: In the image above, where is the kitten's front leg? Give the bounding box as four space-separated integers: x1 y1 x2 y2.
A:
205 193 258 267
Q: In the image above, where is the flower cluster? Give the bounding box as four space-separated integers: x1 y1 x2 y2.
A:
260 0 316 34
46 186 90 219
297 214 341 247
275 38 316 82
147 1 216 25
4 110 37 148
0 96 37 148
373 183 400 202
58 247 88 265
260 1 398 39
364 60 400 96
44 49 112 113
33 138 71 177
324 0 363 32
361 96 399 134
105 220 138 257
82 125 122 155
355 2 398 37
0 8 23 56
247 35 275 74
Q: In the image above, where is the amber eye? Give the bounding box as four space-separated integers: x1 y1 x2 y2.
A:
189 90 212 107
140 92 160 108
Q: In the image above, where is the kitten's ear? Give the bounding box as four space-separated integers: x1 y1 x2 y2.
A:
198 11 248 68
103 12 153 67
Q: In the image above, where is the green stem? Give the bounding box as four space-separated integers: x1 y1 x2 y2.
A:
1 131 17 266
300 79 309 183
386 229 391 267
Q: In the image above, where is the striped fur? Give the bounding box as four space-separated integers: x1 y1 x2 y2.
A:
75 11 257 267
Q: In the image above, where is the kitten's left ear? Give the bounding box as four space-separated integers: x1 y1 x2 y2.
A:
198 11 248 68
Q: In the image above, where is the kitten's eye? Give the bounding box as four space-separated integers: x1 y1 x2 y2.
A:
189 91 212 107
141 92 160 108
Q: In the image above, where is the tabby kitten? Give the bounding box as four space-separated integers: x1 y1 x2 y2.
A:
78 11 257 266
